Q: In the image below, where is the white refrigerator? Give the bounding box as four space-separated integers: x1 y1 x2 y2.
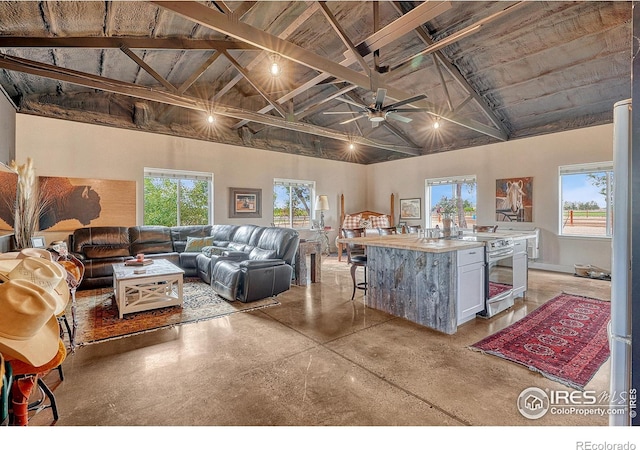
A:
610 98 632 425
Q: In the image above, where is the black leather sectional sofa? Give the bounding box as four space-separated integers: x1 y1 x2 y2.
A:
69 224 300 303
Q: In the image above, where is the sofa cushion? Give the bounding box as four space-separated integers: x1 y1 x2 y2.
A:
83 245 130 259
249 247 277 260
185 236 215 252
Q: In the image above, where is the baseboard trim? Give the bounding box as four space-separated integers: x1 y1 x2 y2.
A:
528 261 574 274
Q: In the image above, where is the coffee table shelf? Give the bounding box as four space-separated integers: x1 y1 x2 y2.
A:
112 259 185 319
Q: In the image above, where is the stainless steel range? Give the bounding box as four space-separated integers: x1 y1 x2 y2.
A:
458 235 516 318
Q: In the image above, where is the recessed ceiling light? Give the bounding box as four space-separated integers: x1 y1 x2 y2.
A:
207 115 215 124
349 143 355 151
433 120 440 129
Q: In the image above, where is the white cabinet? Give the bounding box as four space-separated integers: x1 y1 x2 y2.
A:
512 238 528 298
456 247 485 325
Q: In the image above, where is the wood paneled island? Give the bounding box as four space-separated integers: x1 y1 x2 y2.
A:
338 234 485 334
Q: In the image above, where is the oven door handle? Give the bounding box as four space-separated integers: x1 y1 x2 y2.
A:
487 248 514 261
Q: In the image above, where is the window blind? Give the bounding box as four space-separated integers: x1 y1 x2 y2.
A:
559 162 613 175
144 168 212 182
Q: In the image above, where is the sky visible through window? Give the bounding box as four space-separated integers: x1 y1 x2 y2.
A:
562 173 607 207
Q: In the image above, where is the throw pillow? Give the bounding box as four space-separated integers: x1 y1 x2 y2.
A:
342 213 362 229
185 236 215 252
201 246 226 258
370 215 390 228
359 219 372 229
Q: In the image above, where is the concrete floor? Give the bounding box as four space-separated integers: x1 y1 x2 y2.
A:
27 256 613 428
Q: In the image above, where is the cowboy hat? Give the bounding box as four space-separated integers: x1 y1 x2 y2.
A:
0 257 69 315
0 248 53 261
0 279 60 367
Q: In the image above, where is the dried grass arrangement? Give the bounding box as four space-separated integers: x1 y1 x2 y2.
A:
9 157 48 249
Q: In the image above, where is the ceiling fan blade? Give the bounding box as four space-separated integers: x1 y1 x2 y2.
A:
335 97 369 110
384 94 427 111
385 112 413 123
388 108 432 113
374 88 387 110
323 111 361 115
340 115 366 125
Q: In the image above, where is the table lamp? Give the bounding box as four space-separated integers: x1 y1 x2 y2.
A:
315 195 329 229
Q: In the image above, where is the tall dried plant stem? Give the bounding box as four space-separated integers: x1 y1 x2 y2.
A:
9 157 43 249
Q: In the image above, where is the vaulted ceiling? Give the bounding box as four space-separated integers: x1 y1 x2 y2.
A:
0 1 632 164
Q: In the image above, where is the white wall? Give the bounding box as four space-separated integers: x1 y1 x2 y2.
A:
14 115 368 248
367 124 614 272
14 114 614 272
0 91 15 166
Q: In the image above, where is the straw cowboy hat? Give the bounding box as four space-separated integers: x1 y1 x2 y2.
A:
0 256 69 315
0 248 53 261
0 279 60 366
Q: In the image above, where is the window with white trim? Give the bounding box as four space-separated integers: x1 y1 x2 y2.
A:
425 175 477 229
143 168 213 226
273 179 315 229
559 162 613 237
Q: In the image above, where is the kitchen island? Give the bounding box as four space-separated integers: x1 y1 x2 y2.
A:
338 234 485 334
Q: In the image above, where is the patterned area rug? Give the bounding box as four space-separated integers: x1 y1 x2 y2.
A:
69 278 280 346
470 293 610 390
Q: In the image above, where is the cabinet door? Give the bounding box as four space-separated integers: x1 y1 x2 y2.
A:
457 262 485 325
512 252 528 298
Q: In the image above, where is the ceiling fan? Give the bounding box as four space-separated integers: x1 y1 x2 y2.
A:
323 88 428 127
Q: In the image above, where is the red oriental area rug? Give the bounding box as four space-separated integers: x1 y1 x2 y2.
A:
470 293 610 390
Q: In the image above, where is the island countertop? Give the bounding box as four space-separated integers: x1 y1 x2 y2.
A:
337 233 485 253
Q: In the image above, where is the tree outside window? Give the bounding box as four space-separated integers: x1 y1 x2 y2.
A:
144 170 212 226
273 179 314 229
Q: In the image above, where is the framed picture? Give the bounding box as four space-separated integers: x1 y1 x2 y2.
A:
30 236 46 249
229 187 262 219
495 177 533 222
400 198 421 220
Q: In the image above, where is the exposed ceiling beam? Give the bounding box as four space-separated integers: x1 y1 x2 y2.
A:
0 37 257 50
318 1 370 75
155 1 507 141
177 51 222 94
221 49 288 118
0 53 420 156
390 1 516 136
120 45 177 93
354 1 452 56
216 2 320 125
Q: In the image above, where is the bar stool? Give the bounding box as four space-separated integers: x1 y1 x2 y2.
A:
7 339 66 424
378 227 397 235
342 228 367 300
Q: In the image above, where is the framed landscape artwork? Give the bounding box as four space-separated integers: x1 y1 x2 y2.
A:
400 198 421 220
495 177 533 222
229 187 262 218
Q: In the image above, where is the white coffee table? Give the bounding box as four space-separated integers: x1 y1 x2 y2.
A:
112 259 185 319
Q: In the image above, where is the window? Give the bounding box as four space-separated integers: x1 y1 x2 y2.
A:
425 175 477 229
559 162 613 237
273 179 315 229
144 168 213 226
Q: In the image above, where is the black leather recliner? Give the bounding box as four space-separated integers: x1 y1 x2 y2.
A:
209 227 299 303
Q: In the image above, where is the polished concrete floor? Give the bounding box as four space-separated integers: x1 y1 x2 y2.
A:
28 256 612 427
